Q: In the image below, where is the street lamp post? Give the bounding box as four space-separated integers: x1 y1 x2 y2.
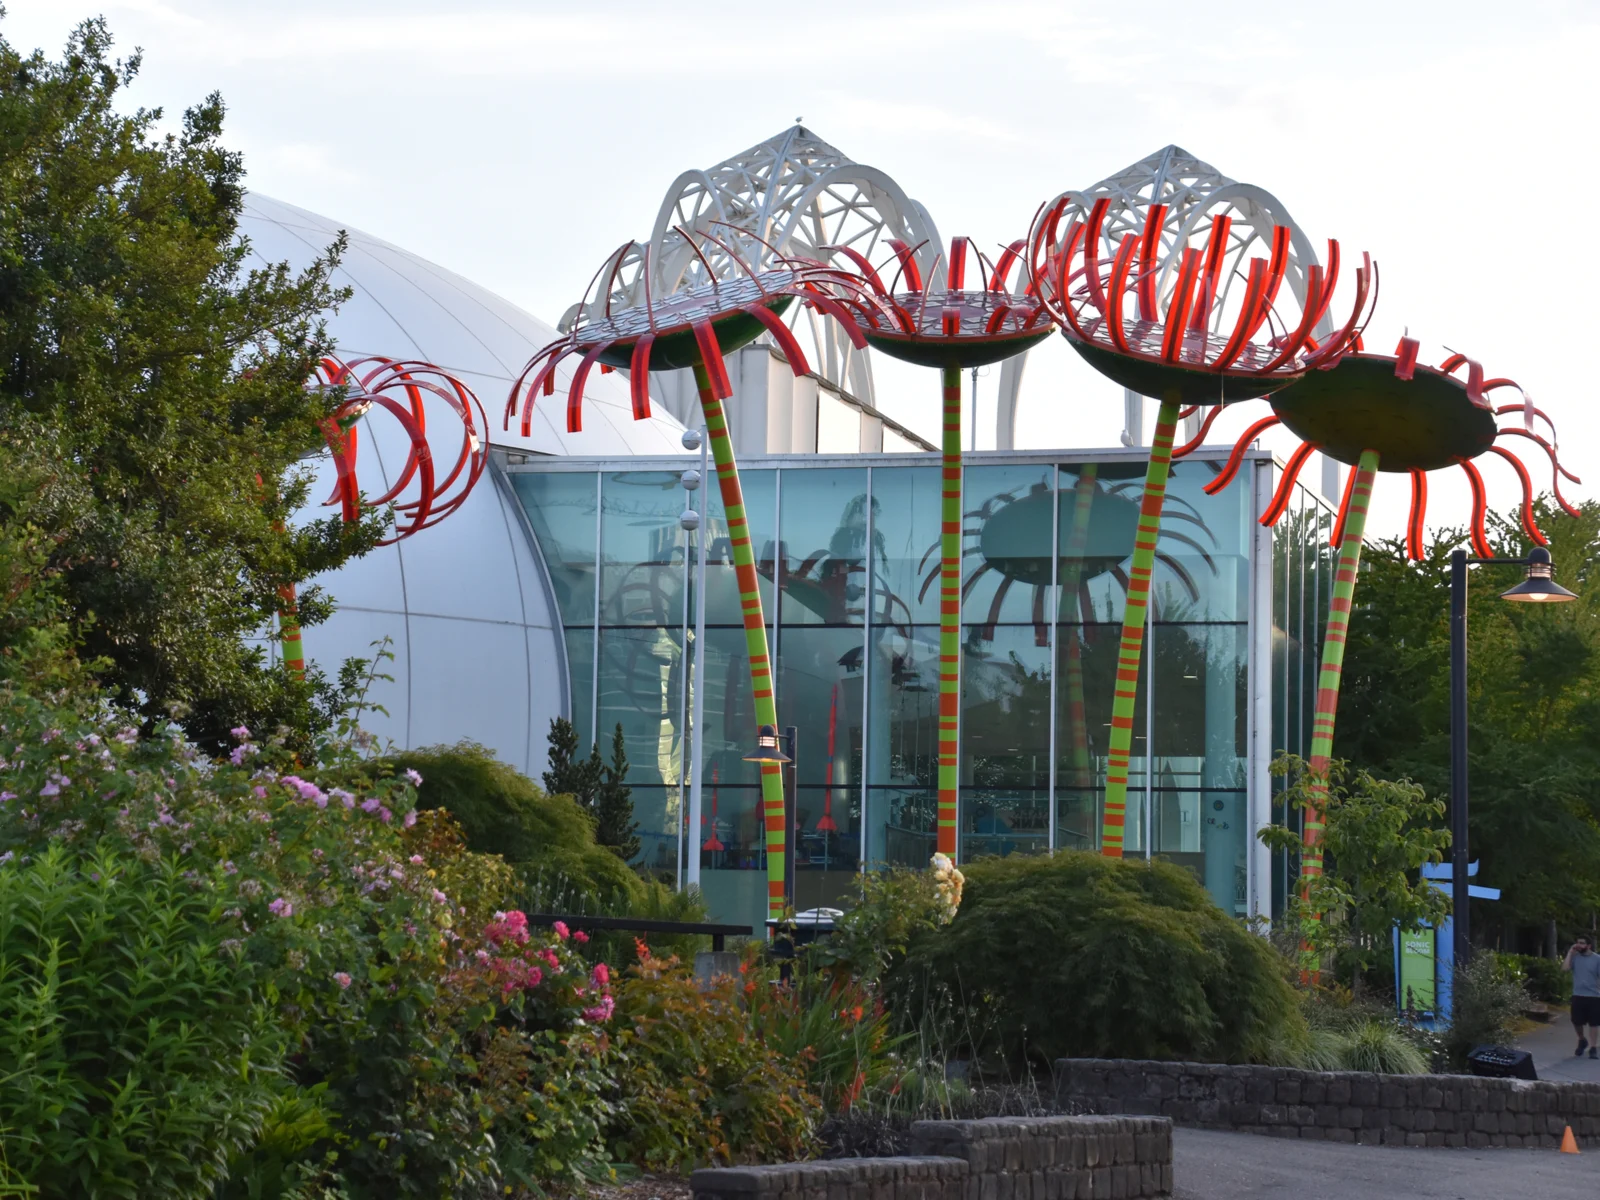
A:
1449 544 1576 968
744 724 798 912
679 429 709 890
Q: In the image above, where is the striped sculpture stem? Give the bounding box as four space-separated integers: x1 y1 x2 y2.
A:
694 363 788 920
1060 466 1099 796
1300 449 1380 950
937 365 963 857
1102 399 1181 856
278 582 306 678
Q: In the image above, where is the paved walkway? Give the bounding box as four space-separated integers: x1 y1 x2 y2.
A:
1172 1127 1593 1199
1515 1007 1600 1083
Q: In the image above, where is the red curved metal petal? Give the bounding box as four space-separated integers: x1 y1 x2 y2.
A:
886 239 925 294
1487 445 1547 545
1188 213 1233 333
630 334 655 421
1173 405 1226 459
744 304 810 377
1459 459 1493 558
1406 469 1428 561
1105 233 1139 355
1212 257 1269 371
991 239 1026 294
565 340 616 433
1161 247 1203 362
1205 415 1281 495
1260 441 1318 526
1083 197 1111 314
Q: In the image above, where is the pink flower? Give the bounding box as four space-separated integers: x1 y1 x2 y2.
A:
378 806 392 823
591 962 610 987
267 897 293 918
253 786 268 799
328 788 353 806
582 996 615 1022
0 792 14 803
341 792 356 809
403 809 417 828
552 920 569 941
409 855 424 865
230 725 251 740
404 768 423 787
333 972 352 989
475 948 491 963
432 889 448 904
360 797 380 814
37 782 58 798
573 930 589 944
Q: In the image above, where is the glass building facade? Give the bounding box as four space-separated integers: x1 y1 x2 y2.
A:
507 448 1331 931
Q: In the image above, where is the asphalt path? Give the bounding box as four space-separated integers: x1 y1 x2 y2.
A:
1172 1127 1592 1199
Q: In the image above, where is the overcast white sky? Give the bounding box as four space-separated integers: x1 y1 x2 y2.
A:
6 0 1597 542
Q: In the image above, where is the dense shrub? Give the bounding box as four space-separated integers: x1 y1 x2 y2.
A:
0 846 284 1197
608 948 818 1170
894 851 1302 1064
810 866 952 984
1443 954 1530 1070
392 741 644 906
1498 952 1567 1003
0 682 619 1196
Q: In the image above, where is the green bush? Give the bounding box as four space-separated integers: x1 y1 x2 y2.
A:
391 741 644 906
810 867 951 984
893 851 1302 1064
1499 952 1566 1003
1444 954 1530 1069
0 846 285 1198
608 950 818 1170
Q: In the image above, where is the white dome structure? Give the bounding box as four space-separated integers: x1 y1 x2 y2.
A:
239 194 682 773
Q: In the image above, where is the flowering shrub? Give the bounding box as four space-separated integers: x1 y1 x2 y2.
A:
607 945 818 1170
809 866 955 984
0 683 616 1196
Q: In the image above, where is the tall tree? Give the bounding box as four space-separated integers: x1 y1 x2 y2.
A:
595 723 639 864
1334 499 1600 945
542 716 601 815
0 18 380 746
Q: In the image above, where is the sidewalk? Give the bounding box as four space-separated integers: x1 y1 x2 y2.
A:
1515 1008 1600 1083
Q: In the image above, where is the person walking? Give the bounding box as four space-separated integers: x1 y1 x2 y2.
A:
1563 936 1600 1057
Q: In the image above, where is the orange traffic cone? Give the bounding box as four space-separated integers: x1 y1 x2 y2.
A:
1560 1126 1580 1154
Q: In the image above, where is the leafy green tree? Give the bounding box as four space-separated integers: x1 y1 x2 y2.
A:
0 17 381 747
1335 499 1600 946
1262 754 1451 996
596 722 641 863
543 716 603 814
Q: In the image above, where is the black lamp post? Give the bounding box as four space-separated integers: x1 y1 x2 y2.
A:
1449 545 1576 968
743 723 798 912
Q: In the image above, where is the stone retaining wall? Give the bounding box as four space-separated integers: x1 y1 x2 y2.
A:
1055 1057 1600 1148
689 1115 1172 1200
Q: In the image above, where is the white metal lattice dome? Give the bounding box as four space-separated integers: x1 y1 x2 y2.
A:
239 193 665 773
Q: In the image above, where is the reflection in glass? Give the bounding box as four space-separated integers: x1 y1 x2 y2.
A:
778 468 870 627
600 472 686 626
699 469 776 626
959 463 1056 631
512 471 597 624
867 466 942 627
564 627 595 752
863 625 939 867
961 626 1051 860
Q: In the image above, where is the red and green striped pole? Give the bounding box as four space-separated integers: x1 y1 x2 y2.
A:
1101 399 1181 856
1300 449 1379 946
694 363 788 920
937 365 963 858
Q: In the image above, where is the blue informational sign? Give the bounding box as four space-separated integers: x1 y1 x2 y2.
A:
1393 862 1500 1026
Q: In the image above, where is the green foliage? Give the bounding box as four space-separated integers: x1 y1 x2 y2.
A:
0 19 383 748
391 740 644 906
608 950 818 1170
1443 954 1531 1069
543 716 602 814
746 968 904 1113
1498 952 1567 1003
1337 500 1600 939
809 867 950 984
895 851 1302 1064
0 846 285 1197
596 723 640 863
1261 755 1451 990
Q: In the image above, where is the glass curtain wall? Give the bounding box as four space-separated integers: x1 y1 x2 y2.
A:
511 451 1333 931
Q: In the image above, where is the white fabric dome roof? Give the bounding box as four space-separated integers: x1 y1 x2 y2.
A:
239 193 687 456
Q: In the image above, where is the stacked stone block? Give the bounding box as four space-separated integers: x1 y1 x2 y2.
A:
689 1116 1172 1200
1055 1057 1600 1148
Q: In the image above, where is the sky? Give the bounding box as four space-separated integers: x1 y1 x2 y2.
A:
6 0 1598 543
